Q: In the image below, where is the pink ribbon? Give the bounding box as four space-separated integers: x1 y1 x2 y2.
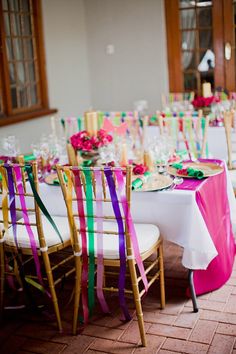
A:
72 169 89 323
94 170 110 314
13 166 45 290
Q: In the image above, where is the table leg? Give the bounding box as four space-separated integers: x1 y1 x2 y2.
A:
188 270 198 313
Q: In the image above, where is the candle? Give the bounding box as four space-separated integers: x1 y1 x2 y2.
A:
202 82 212 98
84 111 98 136
143 151 154 171
120 143 128 166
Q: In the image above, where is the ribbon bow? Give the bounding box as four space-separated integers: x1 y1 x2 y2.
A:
102 118 128 136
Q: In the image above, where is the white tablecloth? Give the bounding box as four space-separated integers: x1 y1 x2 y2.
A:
28 165 235 271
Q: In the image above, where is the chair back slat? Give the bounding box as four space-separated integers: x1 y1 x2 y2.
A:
157 112 209 159
223 111 234 169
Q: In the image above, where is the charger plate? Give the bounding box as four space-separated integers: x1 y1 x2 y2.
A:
167 161 224 178
133 173 173 192
44 173 59 185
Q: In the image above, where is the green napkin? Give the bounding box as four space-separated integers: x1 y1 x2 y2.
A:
172 163 183 170
132 178 143 190
187 167 204 179
132 171 152 190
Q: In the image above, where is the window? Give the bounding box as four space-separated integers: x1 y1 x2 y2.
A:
165 0 236 94
0 0 56 126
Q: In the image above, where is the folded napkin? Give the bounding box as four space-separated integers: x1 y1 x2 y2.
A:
172 163 204 180
132 171 152 190
187 167 204 179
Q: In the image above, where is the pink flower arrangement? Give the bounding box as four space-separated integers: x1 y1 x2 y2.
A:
70 129 113 152
133 164 148 175
192 95 220 108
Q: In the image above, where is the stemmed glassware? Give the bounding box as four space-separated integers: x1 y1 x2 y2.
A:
31 134 67 180
1 136 20 159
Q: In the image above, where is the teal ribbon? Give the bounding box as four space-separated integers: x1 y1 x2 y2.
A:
77 117 82 131
84 169 95 316
25 165 63 243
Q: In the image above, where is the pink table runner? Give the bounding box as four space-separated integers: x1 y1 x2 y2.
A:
176 159 236 295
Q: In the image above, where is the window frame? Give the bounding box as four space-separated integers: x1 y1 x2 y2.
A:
0 0 57 127
165 0 236 94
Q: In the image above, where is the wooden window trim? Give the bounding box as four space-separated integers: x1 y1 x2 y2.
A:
0 0 57 126
0 108 57 127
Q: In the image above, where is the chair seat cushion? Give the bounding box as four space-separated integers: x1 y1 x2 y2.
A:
5 215 70 248
80 221 160 259
229 169 236 188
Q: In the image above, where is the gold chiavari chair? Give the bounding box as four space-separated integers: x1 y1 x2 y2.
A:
161 92 195 110
0 162 73 331
223 111 236 194
56 165 165 346
158 111 209 159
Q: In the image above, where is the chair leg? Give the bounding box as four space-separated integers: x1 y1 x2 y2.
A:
0 243 5 319
158 242 166 309
72 257 82 335
128 259 147 347
43 253 62 332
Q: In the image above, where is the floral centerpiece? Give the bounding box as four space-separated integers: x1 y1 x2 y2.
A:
191 95 219 109
70 129 113 154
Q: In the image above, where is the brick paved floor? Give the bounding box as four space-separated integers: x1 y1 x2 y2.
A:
1 241 236 354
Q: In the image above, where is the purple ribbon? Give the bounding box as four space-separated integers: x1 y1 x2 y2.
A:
104 167 131 321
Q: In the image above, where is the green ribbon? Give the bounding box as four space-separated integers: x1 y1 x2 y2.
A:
24 154 36 162
82 160 93 167
77 117 82 131
201 117 209 158
150 115 157 123
84 169 95 316
98 112 104 129
176 149 188 159
61 118 65 129
25 165 63 243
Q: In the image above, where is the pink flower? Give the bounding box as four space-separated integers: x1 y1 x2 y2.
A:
106 134 113 142
133 164 148 175
82 140 93 151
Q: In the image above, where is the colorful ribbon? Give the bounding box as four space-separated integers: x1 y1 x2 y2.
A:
72 169 89 323
13 165 45 289
5 165 18 247
25 165 63 244
83 169 95 317
115 169 148 291
94 169 110 314
104 167 131 321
